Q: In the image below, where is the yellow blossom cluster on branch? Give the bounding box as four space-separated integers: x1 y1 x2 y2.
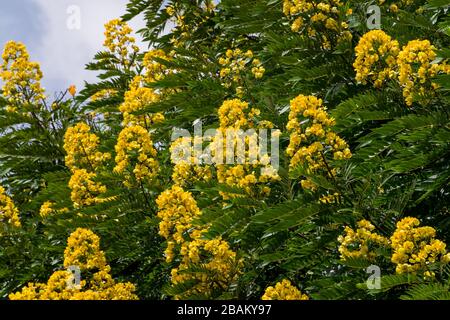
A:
143 49 173 83
319 192 341 204
261 279 309 300
156 185 203 252
64 122 111 171
156 185 241 298
337 219 389 260
0 185 21 229
286 95 351 192
39 201 54 218
219 49 265 97
119 76 164 127
114 125 159 186
90 89 117 102
68 169 108 208
391 217 450 276
9 228 138 300
211 99 281 200
353 30 399 88
0 41 45 113
166 1 215 49
338 217 450 276
353 30 450 106
172 236 241 299
282 0 353 49
38 201 69 218
103 19 139 67
64 122 110 208
170 136 213 187
397 40 450 106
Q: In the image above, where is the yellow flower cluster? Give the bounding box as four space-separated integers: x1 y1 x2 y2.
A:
39 201 54 218
171 236 241 298
0 185 21 229
0 41 45 113
119 76 164 127
114 125 159 185
353 31 450 106
319 192 340 204
64 123 110 208
103 19 139 67
64 122 111 171
63 228 107 270
156 186 241 298
217 98 260 129
353 30 399 88
9 228 138 300
283 0 352 49
219 49 265 97
397 40 450 106
337 220 389 260
167 1 215 49
212 99 281 200
286 95 351 191
68 169 107 208
261 279 309 300
143 49 173 83
156 185 202 252
90 89 117 102
170 137 212 187
39 201 69 218
391 217 450 275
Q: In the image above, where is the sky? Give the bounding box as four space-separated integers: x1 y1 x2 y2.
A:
0 0 147 96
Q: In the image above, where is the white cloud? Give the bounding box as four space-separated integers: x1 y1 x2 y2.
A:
30 0 146 93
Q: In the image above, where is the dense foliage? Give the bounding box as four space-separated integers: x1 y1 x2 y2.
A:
1 0 450 300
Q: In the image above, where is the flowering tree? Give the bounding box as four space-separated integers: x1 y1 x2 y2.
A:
1 0 450 300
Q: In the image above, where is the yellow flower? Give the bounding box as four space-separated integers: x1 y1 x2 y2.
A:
283 0 352 48
156 185 201 245
90 89 117 102
170 137 212 187
262 279 309 300
68 85 76 97
391 217 450 274
68 169 107 208
286 95 351 189
64 228 107 270
156 185 242 298
10 228 138 300
212 99 280 199
0 41 45 112
218 48 265 96
319 192 340 204
64 122 111 172
166 5 175 16
39 201 54 218
114 125 159 184
0 185 21 228
120 76 163 127
397 39 450 106
353 30 399 88
338 219 389 260
143 49 173 83
103 19 139 67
